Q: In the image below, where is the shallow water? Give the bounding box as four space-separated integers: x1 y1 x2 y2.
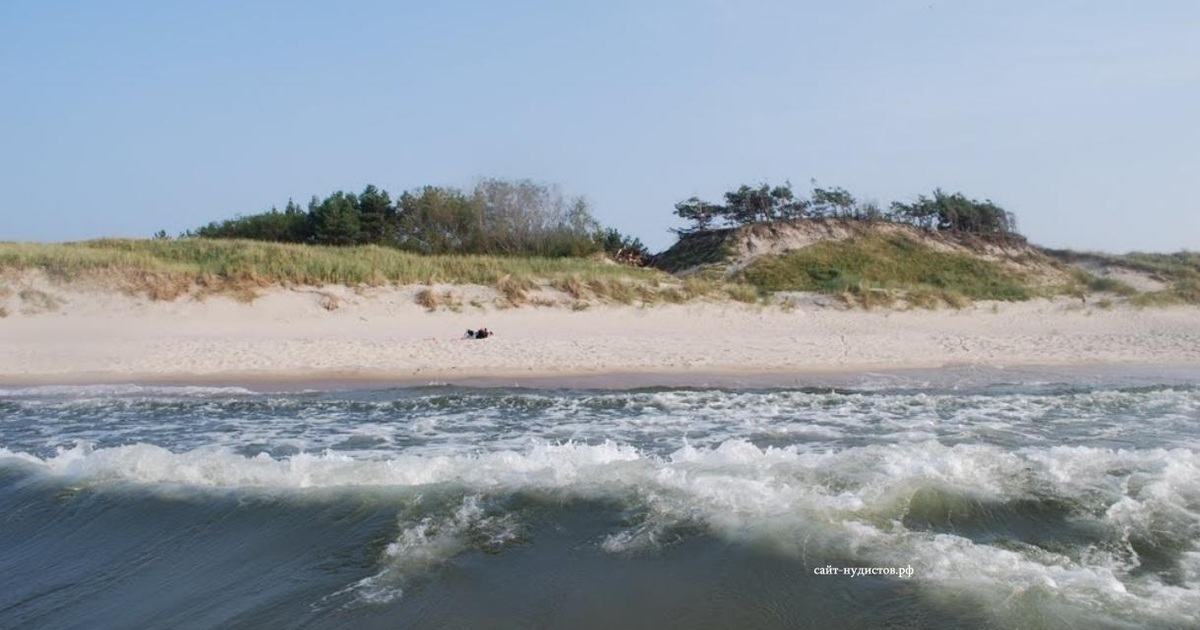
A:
2 373 1199 629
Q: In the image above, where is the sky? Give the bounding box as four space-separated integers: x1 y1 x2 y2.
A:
2 0 1197 253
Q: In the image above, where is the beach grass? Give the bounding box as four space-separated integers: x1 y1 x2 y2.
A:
0 238 722 304
738 233 1033 305
4 237 1194 309
1045 249 1200 306
1083 274 1139 296
1113 251 1200 280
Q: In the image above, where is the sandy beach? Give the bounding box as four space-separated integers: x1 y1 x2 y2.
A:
2 278 1198 388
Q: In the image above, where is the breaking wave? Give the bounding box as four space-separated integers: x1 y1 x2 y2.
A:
2 381 1198 628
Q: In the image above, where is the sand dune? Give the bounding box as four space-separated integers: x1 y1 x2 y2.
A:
2 277 1198 387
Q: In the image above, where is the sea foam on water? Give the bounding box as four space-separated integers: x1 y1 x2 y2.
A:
1 382 1199 628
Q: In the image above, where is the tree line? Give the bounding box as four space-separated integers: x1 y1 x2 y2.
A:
188 179 648 261
186 177 1021 262
674 183 1020 238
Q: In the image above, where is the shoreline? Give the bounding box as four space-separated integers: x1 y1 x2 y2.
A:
3 362 1199 392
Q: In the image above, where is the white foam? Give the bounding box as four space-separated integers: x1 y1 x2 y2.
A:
4 384 1200 625
6 387 1198 464
335 495 521 605
6 437 1200 624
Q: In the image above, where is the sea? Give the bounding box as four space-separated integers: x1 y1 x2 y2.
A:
2 367 1199 630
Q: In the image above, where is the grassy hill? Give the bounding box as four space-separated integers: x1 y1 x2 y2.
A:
653 220 1199 308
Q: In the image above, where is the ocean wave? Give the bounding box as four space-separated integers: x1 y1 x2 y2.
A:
3 383 1200 627
323 494 523 606
4 436 1200 626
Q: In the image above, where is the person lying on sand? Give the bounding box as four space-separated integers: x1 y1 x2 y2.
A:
465 327 493 339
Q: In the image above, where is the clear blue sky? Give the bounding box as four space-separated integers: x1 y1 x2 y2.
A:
2 0 1197 253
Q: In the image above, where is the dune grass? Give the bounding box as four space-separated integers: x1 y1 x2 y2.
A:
1127 279 1200 307
1080 273 1139 296
1045 249 1200 306
0 238 700 304
738 234 1033 306
1111 251 1200 280
1107 252 1200 306
6 237 1189 310
0 238 665 284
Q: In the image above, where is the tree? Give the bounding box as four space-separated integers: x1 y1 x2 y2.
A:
673 196 723 233
593 227 649 265
472 178 600 256
724 184 775 224
397 186 478 254
810 185 856 218
889 189 1018 236
309 191 361 246
191 206 308 242
186 179 633 257
670 180 1022 242
772 184 810 220
356 184 394 245
855 200 885 222
674 182 807 231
